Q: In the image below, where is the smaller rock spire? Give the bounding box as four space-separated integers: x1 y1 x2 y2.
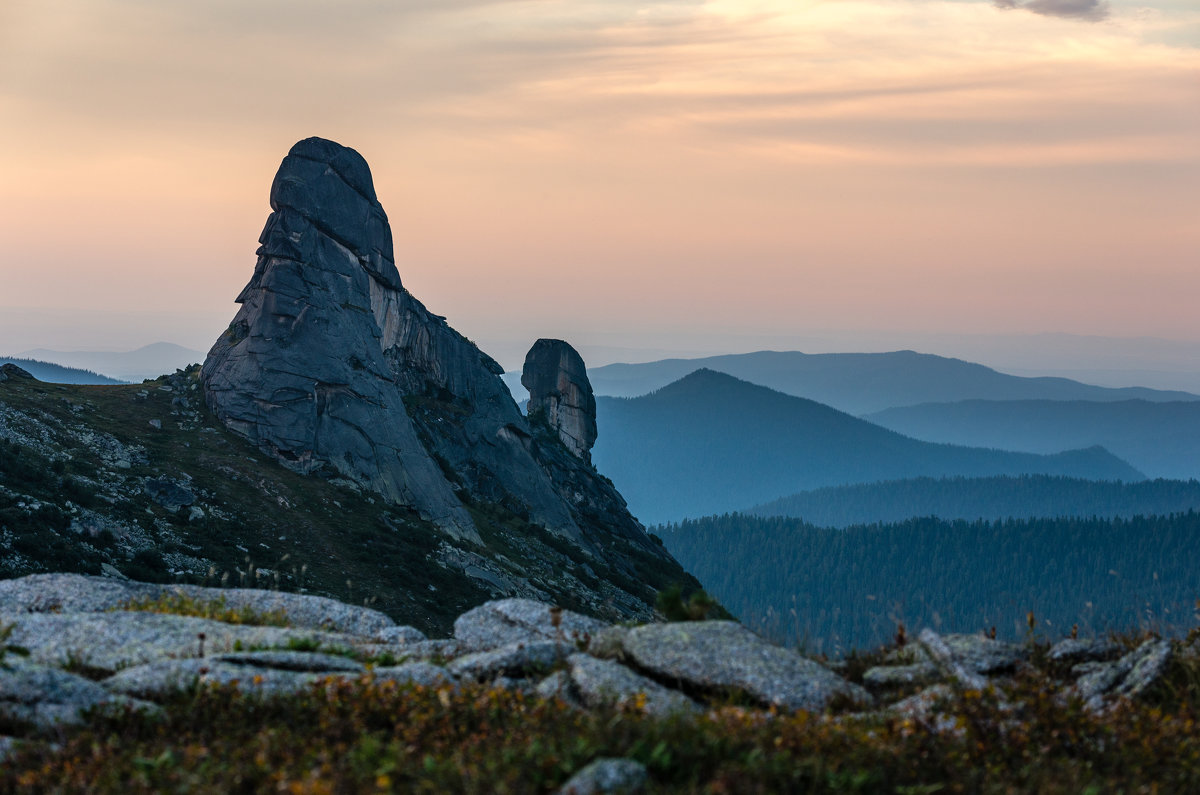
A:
521 339 598 462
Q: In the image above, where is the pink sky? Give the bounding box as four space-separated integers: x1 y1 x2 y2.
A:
1 0 1197 369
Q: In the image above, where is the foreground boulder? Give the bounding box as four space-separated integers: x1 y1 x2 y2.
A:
1 574 1182 757
622 621 872 712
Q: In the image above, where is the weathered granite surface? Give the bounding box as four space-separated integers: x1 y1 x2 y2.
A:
622 621 872 712
556 757 647 795
522 339 598 462
0 574 1184 757
197 137 689 617
454 598 607 651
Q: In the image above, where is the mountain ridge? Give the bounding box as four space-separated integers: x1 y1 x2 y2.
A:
592 369 1144 524
579 350 1200 414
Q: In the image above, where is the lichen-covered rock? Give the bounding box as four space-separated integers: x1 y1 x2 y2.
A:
566 653 698 717
102 658 324 701
916 629 988 690
454 599 608 652
211 651 364 674
371 662 454 689
623 621 872 712
1047 637 1123 666
0 659 156 731
556 758 647 795
1074 638 1172 712
375 625 428 645
904 632 1027 675
447 640 571 682
0 573 396 636
0 611 367 676
522 339 598 462
862 662 940 689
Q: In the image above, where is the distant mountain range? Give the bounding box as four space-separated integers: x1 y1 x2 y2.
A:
867 399 1200 481
0 357 124 385
17 342 204 382
590 369 1144 525
578 350 1199 414
748 474 1200 528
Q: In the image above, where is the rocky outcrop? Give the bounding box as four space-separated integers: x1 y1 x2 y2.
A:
522 339 598 462
0 573 1189 775
201 137 475 540
0 364 33 383
198 137 677 597
0 575 880 734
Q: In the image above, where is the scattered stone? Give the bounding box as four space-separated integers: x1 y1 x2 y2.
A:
454 599 607 652
103 659 321 701
917 629 988 690
147 419 162 430
1 611 366 676
567 653 697 717
1047 637 1123 666
375 625 428 645
144 477 196 512
862 662 940 689
400 639 470 661
623 621 872 712
447 640 571 682
906 632 1027 674
887 684 961 736
534 670 576 702
1075 638 1173 712
556 758 647 795
0 574 396 636
0 659 157 732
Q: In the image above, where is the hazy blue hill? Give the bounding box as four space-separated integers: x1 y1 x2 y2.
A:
867 399 1200 480
0 357 124 385
590 369 1144 525
749 474 1200 527
19 342 203 382
584 350 1199 414
658 512 1200 651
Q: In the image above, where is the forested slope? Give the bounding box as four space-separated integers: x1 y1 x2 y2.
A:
658 512 1200 652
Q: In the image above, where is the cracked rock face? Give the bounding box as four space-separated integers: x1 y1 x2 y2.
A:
201 137 475 539
522 339 598 462
196 137 691 614
198 139 598 544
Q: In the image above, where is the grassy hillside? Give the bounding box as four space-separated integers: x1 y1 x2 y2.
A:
868 398 1200 480
657 512 1200 652
591 370 1143 525
0 370 690 635
749 474 1200 527
585 350 1199 412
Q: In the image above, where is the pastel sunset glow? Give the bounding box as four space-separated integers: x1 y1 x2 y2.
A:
2 0 1197 368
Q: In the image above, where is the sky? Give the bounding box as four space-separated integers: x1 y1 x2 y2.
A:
1 0 1197 372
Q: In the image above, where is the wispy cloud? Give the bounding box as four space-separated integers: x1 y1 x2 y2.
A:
993 0 1111 22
